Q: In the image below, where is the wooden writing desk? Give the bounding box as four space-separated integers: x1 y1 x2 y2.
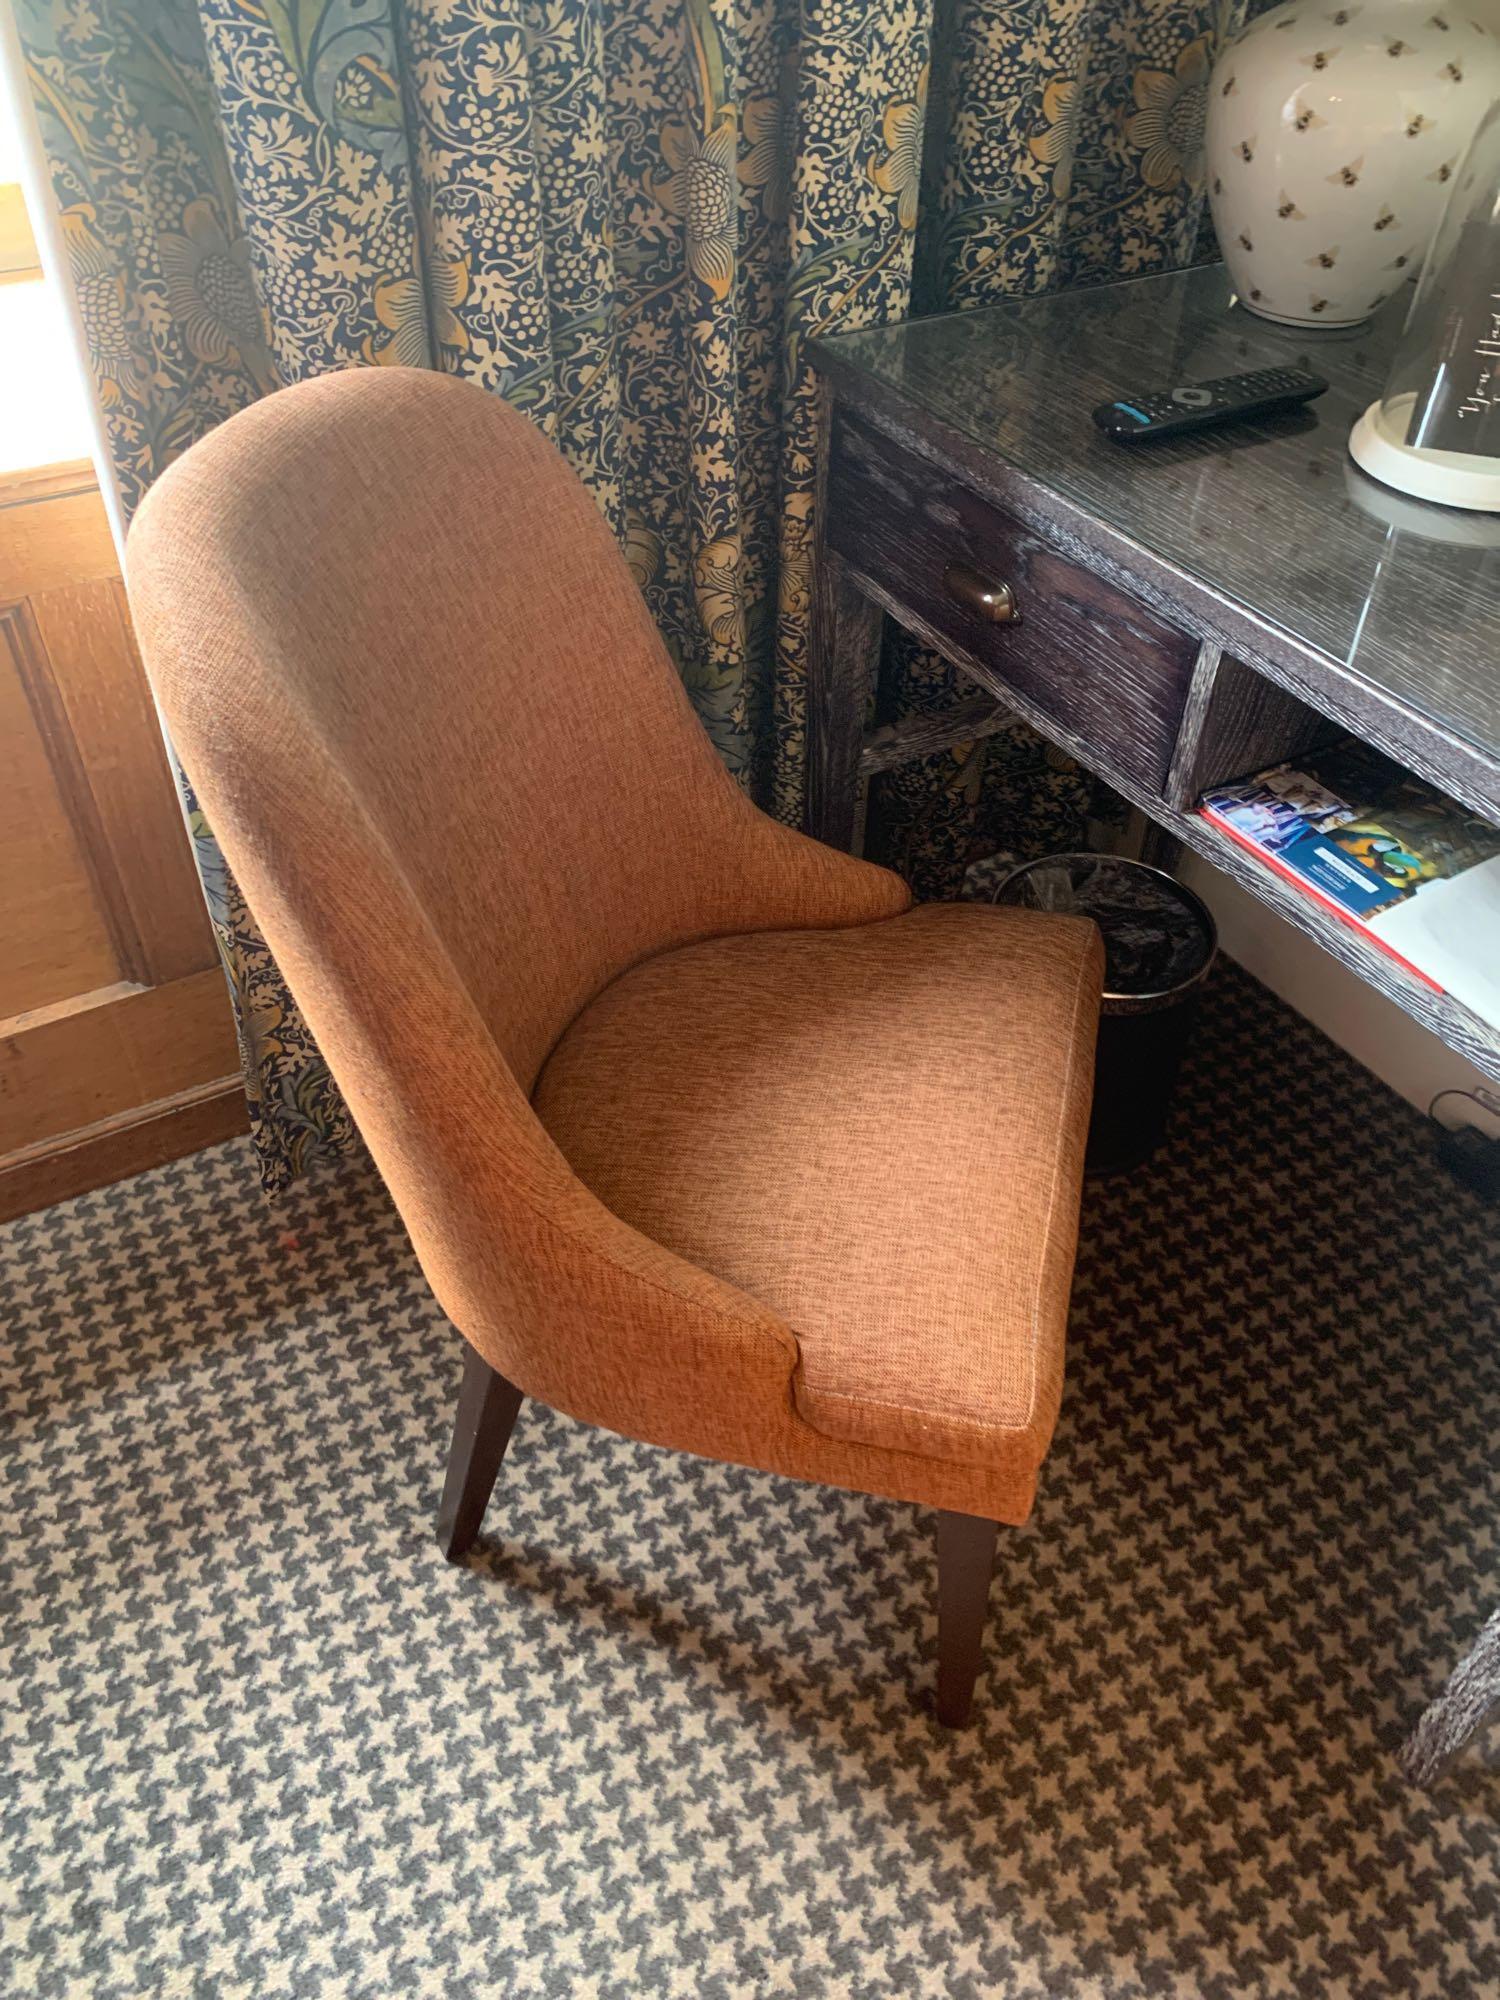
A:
806 266 1500 1085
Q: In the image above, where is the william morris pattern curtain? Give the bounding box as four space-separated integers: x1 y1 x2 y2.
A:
16 0 1260 1190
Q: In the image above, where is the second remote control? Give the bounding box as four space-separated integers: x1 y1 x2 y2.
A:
1093 367 1328 441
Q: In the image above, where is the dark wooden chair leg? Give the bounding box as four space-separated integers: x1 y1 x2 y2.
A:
935 1509 1001 1727
436 1345 525 1560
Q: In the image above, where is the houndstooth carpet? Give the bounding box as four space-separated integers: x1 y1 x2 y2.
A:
2 964 1497 2000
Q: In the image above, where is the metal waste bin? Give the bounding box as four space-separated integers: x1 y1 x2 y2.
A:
988 853 1218 1174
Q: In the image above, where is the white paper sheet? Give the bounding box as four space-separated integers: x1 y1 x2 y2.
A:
1370 855 1500 1028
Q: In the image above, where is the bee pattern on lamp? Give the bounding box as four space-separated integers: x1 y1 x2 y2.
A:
1205 0 1500 328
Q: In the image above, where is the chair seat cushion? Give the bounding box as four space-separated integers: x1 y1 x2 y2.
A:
533 902 1103 1474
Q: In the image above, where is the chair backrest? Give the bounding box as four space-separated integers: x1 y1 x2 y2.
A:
126 367 906 1427
133 367 802 1093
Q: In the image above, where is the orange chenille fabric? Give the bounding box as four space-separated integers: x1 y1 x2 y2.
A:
535 905 1100 1480
127 367 1102 1527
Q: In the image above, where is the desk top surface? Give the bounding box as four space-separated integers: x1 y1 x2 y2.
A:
811 266 1499 783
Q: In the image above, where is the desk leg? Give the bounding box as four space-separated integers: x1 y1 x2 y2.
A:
1139 821 1184 875
807 547 884 852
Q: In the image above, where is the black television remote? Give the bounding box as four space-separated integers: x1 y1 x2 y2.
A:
1092 366 1329 441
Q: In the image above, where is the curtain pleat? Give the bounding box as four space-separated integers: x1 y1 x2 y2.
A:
15 0 1259 1189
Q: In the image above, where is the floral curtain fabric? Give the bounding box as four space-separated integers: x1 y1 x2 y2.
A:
16 0 1255 1189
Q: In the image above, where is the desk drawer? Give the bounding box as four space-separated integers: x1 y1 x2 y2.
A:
826 412 1197 790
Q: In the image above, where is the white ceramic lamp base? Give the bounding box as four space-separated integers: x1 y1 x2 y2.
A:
1349 395 1500 513
1205 0 1500 331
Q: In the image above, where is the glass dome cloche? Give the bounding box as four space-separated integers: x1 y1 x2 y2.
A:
1349 99 1500 512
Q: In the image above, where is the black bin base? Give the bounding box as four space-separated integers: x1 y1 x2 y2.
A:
988 852 1219 1178
1087 1001 1199 1176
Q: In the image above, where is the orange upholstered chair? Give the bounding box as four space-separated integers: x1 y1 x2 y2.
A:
128 369 1103 1725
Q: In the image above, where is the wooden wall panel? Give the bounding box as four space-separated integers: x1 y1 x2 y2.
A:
0 461 241 1214
0 968 239 1152
0 604 122 1016
0 475 119 596
29 580 216 985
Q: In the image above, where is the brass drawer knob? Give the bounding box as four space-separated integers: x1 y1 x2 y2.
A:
943 560 1019 624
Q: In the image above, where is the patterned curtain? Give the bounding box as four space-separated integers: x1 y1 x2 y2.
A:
15 0 1255 1190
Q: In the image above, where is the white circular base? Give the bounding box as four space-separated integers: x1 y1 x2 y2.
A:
1348 397 1500 512
1237 298 1370 331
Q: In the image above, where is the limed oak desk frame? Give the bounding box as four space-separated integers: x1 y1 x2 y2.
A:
806 267 1500 1087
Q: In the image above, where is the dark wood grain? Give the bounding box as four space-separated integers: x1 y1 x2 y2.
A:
859 690 1012 776
806 381 886 850
1137 821 1184 874
828 409 1197 793
835 550 1500 1083
1165 644 1341 810
805 268 1500 1084
935 1510 1000 1728
810 268 1500 822
807 551 884 851
436 1345 525 1560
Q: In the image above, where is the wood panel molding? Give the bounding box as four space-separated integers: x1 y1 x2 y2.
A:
0 965 239 1153
0 1076 247 1223
30 580 216 984
1 598 149 984
0 481 119 596
0 460 98 510
0 454 240 1214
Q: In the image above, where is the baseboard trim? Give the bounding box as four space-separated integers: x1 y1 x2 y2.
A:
0 1076 249 1223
